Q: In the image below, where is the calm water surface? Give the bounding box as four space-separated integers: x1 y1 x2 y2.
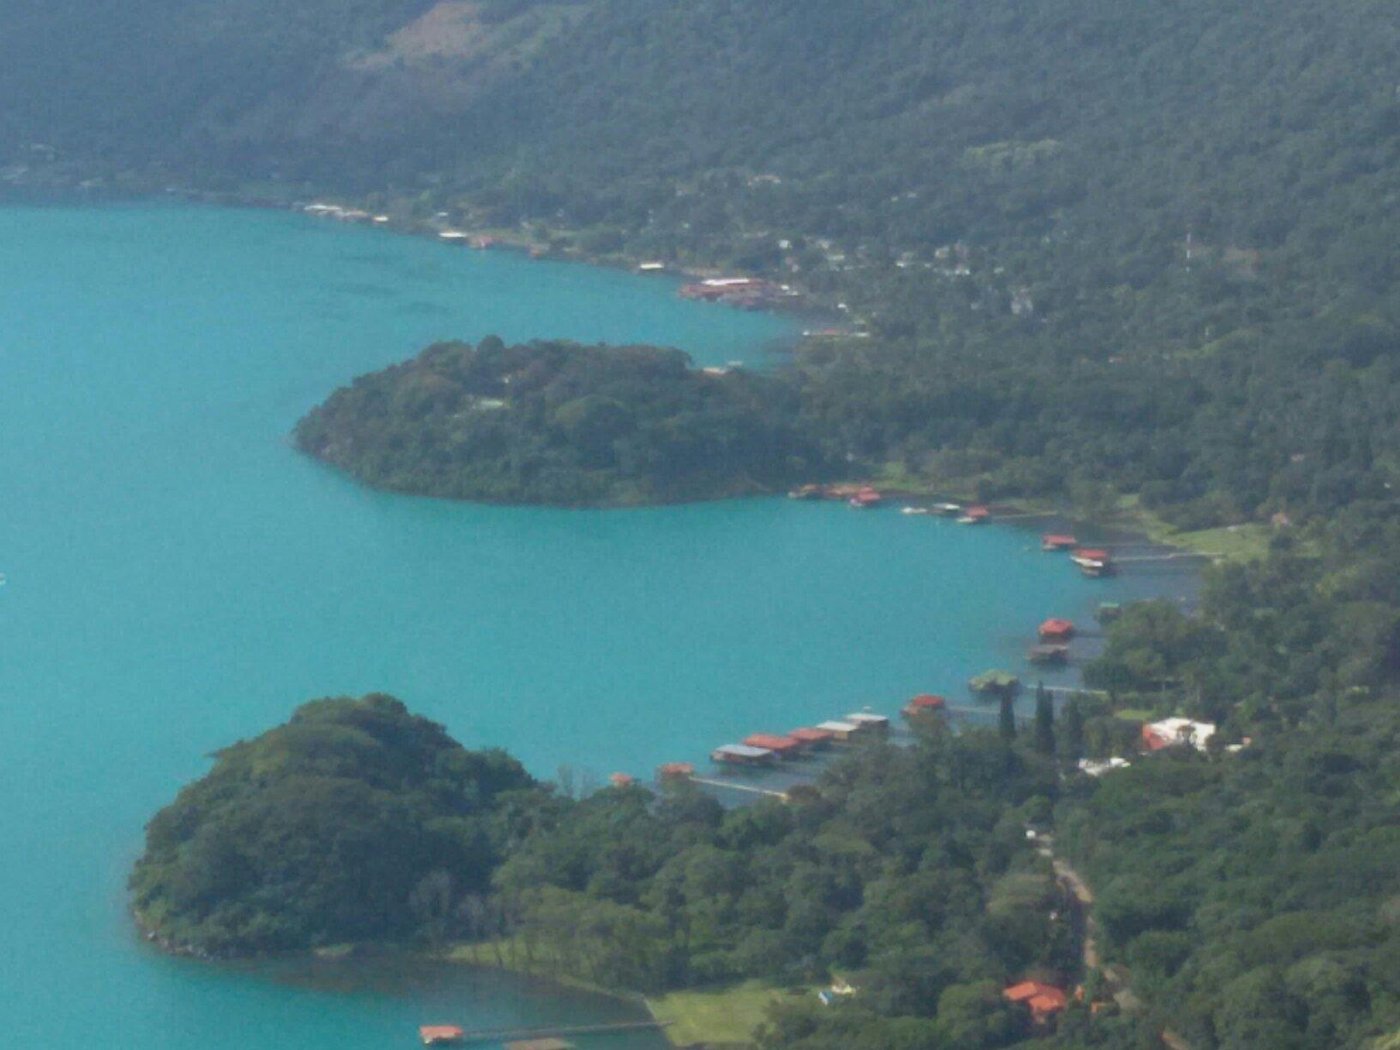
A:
0 205 1181 1048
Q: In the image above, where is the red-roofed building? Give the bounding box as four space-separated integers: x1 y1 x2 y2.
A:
744 733 803 757
1038 618 1076 642
849 486 883 508
902 694 948 719
788 727 835 750
1003 981 1068 1023
1042 534 1078 551
657 762 695 781
609 772 636 788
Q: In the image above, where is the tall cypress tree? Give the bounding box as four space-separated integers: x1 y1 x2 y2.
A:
999 691 1017 742
1062 696 1085 768
1034 681 1056 755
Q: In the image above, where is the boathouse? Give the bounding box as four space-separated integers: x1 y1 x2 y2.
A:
420 1025 465 1046
657 762 695 781
1038 618 1076 642
744 733 804 758
1041 534 1077 551
848 486 883 508
958 505 991 524
815 719 860 741
845 712 890 733
902 694 947 719
712 743 777 766
609 772 635 788
788 727 835 750
1028 644 1069 666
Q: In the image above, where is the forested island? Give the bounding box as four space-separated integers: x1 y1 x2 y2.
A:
293 338 825 506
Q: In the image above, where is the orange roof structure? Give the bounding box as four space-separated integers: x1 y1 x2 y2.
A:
609 772 636 787
1038 618 1076 641
903 694 947 717
1004 981 1068 1019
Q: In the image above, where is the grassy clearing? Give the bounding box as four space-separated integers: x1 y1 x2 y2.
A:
1107 495 1272 563
647 981 806 1048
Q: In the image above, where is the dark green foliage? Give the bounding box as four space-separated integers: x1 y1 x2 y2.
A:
293 337 828 506
129 694 538 954
999 694 1017 743
493 732 1070 1011
1034 684 1055 757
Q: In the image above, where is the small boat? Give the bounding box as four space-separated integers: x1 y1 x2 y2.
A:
957 505 990 525
1071 548 1114 576
420 1026 465 1046
932 502 963 516
901 506 929 515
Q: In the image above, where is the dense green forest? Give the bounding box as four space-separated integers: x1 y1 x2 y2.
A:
293 337 825 505
129 694 543 954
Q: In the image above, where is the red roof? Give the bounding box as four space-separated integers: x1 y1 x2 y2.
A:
1073 548 1111 561
744 733 802 753
903 694 947 715
609 772 635 787
1141 725 1174 751
966 505 990 518
1004 982 1067 1015
789 727 834 744
1039 618 1076 639
657 762 695 779
1043 534 1077 547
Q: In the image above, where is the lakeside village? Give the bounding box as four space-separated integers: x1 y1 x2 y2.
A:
301 201 807 314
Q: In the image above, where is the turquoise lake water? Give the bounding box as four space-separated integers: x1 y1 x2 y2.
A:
0 204 1183 1048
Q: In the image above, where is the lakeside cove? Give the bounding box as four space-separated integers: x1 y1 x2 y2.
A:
0 204 1203 1050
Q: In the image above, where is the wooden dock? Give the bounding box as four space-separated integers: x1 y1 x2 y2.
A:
689 776 789 800
446 1018 670 1044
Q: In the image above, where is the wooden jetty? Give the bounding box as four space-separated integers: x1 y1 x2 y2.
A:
690 776 789 801
440 1019 670 1045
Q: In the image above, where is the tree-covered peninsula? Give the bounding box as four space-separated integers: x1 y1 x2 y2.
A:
293 337 826 506
129 694 540 955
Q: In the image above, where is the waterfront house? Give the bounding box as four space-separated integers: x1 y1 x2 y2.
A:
1042 534 1077 551
712 743 777 766
902 694 947 719
744 733 804 758
1038 618 1075 642
788 727 835 750
657 761 695 781
816 719 860 741
845 712 890 734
